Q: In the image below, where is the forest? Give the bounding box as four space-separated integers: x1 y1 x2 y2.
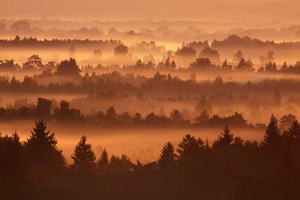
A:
1 14 300 199
1 116 300 200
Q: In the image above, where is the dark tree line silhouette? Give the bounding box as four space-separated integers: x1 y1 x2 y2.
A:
1 66 300 98
2 47 300 74
0 36 122 49
1 96 298 129
1 116 300 199
0 97 268 128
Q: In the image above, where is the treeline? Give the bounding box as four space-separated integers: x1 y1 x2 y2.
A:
0 97 254 128
211 34 300 50
0 36 122 49
1 116 300 199
1 60 300 96
1 97 299 129
3 53 300 75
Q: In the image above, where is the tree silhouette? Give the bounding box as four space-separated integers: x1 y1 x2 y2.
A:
221 59 232 71
170 109 183 122
177 134 204 166
158 142 176 170
108 154 132 174
261 115 282 150
199 47 221 64
194 110 210 126
279 114 297 131
97 149 109 174
175 46 196 57
36 98 52 119
106 106 117 121
55 58 81 77
71 136 96 174
0 132 25 177
213 126 234 149
25 120 65 170
235 58 254 71
54 100 83 121
0 132 28 199
114 44 128 56
286 120 300 142
233 50 243 63
190 58 212 70
22 55 43 71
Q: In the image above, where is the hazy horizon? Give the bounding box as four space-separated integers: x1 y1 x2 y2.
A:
1 0 300 23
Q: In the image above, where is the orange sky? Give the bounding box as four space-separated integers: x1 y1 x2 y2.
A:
1 0 299 22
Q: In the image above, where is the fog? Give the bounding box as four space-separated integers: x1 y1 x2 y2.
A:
0 120 264 163
2 0 300 198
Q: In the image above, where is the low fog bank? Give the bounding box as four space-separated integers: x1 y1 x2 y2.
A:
0 120 264 163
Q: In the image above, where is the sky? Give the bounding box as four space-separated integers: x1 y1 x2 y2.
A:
1 0 299 22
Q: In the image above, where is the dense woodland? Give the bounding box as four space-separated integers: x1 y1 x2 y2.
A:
1 116 300 200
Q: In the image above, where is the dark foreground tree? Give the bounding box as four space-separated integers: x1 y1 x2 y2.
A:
261 115 282 150
213 126 234 149
177 134 205 170
25 120 65 171
97 149 109 174
158 142 176 170
0 133 25 177
287 120 300 142
107 154 132 174
71 136 97 174
0 133 31 200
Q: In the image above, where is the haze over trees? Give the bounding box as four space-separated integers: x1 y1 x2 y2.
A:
2 15 300 200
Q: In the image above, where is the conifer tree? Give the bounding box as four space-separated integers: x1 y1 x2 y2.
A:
71 136 96 174
286 120 300 144
261 115 282 149
158 142 176 170
213 126 234 149
25 120 65 169
97 149 109 174
177 134 204 162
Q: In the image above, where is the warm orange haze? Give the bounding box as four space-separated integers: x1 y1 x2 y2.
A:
1 0 300 22
1 0 300 200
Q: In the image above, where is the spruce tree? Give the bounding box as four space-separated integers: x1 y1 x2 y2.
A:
287 120 300 144
261 115 282 149
158 142 176 170
71 136 96 174
97 149 109 174
177 134 204 163
25 120 65 169
213 126 234 149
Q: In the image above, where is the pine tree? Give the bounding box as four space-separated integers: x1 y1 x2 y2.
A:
213 126 234 149
0 132 25 176
108 154 132 174
158 142 176 170
177 134 204 162
71 136 96 174
261 115 282 149
25 120 65 169
97 149 109 174
287 120 300 143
